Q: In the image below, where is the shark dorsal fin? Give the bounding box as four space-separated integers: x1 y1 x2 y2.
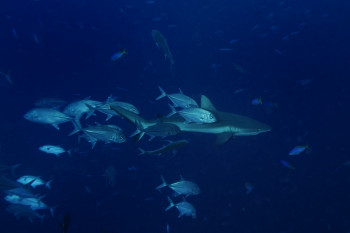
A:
201 95 217 112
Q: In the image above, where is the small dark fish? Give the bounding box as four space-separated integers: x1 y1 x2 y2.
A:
59 213 70 233
104 165 117 187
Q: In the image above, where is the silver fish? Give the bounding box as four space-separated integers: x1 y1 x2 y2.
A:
63 99 102 127
165 196 197 219
168 105 216 124
24 108 73 130
17 176 53 189
91 98 139 121
5 187 37 198
156 175 200 197
39 145 70 157
72 124 126 149
156 86 198 108
5 194 54 216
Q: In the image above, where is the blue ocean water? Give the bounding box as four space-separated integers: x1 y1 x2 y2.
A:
0 0 349 232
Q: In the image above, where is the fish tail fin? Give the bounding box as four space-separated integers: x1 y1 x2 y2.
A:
67 149 73 157
130 129 141 138
138 148 146 155
85 104 96 119
156 86 167 100
45 179 54 189
166 104 177 117
122 49 128 54
49 206 57 217
165 196 175 211
170 59 175 70
69 120 82 136
156 175 167 190
10 163 21 177
133 132 145 143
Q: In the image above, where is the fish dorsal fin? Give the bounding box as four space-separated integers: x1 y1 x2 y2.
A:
200 95 217 112
179 175 184 181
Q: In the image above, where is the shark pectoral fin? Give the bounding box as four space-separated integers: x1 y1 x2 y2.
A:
215 132 233 145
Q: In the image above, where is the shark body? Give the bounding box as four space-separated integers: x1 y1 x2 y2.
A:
111 95 271 144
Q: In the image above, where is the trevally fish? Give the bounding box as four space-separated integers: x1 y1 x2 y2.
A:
34 98 67 108
39 145 70 157
131 121 180 142
5 187 37 198
24 108 73 130
138 140 188 156
4 194 54 216
151 29 174 69
167 105 216 124
90 97 139 121
72 124 126 149
6 204 44 222
165 196 197 219
156 86 198 108
17 176 53 189
156 175 200 197
63 99 103 127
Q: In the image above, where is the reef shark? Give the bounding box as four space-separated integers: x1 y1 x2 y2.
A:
110 95 271 145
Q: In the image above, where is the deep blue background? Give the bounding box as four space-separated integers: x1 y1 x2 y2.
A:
0 0 349 232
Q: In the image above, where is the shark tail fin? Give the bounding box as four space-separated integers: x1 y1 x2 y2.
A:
165 196 175 211
156 86 167 100
156 175 167 190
